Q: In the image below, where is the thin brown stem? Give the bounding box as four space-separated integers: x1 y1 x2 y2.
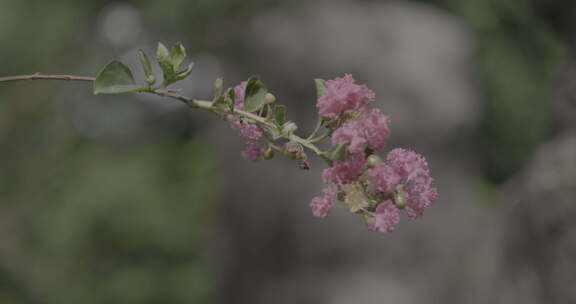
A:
0 73 95 83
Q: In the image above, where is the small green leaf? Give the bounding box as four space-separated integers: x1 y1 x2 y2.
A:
174 62 194 81
244 76 268 113
171 42 186 71
226 88 236 112
93 60 144 94
138 49 153 78
156 42 173 77
213 77 224 101
315 79 326 99
213 95 227 109
274 105 286 125
322 142 348 161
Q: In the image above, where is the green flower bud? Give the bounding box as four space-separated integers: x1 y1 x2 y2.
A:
366 154 383 168
394 185 407 209
264 93 276 104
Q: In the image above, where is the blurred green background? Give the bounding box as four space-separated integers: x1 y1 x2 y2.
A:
0 0 574 303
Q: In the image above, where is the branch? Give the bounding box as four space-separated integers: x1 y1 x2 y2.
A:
0 73 324 157
0 73 95 83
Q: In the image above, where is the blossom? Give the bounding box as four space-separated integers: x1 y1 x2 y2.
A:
310 185 338 217
242 144 265 162
404 175 438 219
330 108 391 155
367 148 437 221
367 163 401 195
369 200 400 233
331 121 366 156
361 108 390 151
322 154 366 184
387 148 430 182
316 74 375 120
233 81 247 109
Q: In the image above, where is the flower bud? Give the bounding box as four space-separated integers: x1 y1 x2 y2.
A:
366 154 383 168
264 93 276 104
263 147 274 159
394 185 407 209
284 141 305 160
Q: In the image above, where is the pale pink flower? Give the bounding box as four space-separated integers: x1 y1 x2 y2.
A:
331 108 391 155
387 148 430 181
370 200 400 233
367 163 401 195
237 123 263 142
361 108 390 151
331 121 366 156
404 175 438 219
316 74 375 120
310 185 338 217
322 154 366 184
242 144 265 162
366 148 437 222
234 81 247 109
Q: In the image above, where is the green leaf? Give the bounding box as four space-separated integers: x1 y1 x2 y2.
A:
226 88 236 112
93 60 144 94
213 95 227 109
156 42 173 77
322 142 348 161
174 62 194 81
138 49 153 78
315 79 326 99
171 42 186 71
244 76 268 113
212 77 224 101
274 105 286 125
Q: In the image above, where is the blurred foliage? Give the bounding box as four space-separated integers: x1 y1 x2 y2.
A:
0 0 299 302
416 0 568 183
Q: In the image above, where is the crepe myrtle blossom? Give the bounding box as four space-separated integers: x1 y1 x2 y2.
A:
316 74 375 120
307 74 437 233
0 42 438 235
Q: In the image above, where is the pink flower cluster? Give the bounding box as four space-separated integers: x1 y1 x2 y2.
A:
228 81 265 162
316 74 375 120
310 74 437 233
367 148 437 231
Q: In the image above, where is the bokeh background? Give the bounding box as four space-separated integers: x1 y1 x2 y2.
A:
1 0 575 303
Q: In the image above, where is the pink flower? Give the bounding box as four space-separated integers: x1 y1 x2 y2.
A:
367 163 401 195
234 81 247 109
242 144 265 162
387 148 430 182
317 74 375 120
370 200 400 233
310 185 338 217
331 121 366 156
404 175 438 219
366 148 437 222
362 108 390 151
330 108 391 155
322 154 366 184
237 123 263 142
